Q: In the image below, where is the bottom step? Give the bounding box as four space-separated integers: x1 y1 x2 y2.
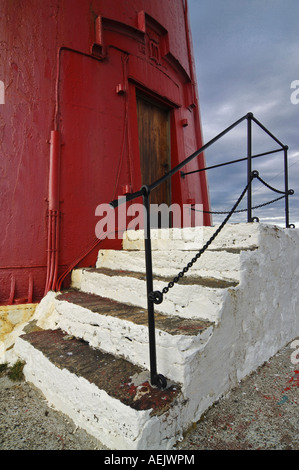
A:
14 329 185 450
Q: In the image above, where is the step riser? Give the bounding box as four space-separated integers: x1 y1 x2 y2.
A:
53 299 214 384
122 223 259 252
14 336 187 450
96 249 241 282
72 270 227 323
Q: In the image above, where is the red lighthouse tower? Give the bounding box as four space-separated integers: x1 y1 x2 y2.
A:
0 0 211 306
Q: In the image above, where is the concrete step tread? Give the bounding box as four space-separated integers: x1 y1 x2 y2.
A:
19 328 181 415
84 267 238 289
122 223 260 251
96 248 241 282
56 290 214 337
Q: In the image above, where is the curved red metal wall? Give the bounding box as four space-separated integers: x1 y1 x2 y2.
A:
0 0 211 305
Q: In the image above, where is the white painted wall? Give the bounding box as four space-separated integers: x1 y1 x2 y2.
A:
181 224 299 424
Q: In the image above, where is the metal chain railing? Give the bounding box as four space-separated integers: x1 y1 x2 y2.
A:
149 172 255 305
192 194 286 215
190 171 294 215
149 171 294 305
109 112 295 389
256 173 293 195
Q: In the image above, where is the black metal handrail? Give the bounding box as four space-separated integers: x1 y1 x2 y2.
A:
110 112 294 389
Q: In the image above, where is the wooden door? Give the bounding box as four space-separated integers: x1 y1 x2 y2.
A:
136 94 171 207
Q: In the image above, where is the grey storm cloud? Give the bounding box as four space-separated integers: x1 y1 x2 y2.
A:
188 0 299 226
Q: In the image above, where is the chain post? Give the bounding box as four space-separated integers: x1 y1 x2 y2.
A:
247 113 253 222
284 145 290 228
142 185 167 390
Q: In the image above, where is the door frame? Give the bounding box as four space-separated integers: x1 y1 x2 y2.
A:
136 90 171 207
128 81 179 204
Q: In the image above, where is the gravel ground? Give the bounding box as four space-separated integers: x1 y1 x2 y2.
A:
0 337 298 451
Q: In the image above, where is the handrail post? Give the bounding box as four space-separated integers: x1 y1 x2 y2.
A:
284 145 290 228
142 186 167 389
247 113 253 222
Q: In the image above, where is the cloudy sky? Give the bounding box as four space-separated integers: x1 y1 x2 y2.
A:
188 0 299 227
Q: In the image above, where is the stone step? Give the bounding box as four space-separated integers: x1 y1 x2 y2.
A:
122 222 260 252
96 248 241 282
11 222 299 451
71 267 236 323
52 290 214 383
14 329 185 450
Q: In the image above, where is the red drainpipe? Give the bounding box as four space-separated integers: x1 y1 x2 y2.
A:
44 129 61 295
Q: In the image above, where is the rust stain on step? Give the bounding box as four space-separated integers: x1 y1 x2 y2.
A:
56 290 213 336
20 329 181 415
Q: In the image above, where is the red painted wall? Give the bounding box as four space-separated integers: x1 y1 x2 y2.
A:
0 0 211 305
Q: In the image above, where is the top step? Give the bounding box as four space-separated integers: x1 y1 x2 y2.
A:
122 223 260 251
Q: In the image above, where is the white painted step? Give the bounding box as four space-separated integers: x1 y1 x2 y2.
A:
96 248 241 282
122 222 260 251
12 223 299 451
71 267 235 323
14 329 187 450
51 290 214 384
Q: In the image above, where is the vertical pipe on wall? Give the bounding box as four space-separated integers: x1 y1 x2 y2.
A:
8 275 16 305
48 130 61 212
44 130 61 295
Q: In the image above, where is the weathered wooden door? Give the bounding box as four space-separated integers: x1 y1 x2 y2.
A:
136 94 171 207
